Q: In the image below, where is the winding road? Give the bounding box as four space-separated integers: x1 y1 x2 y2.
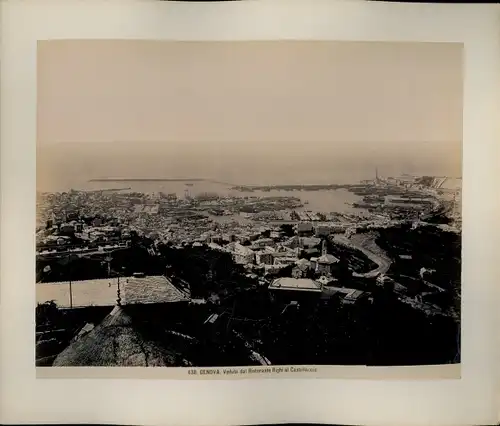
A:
331 233 392 278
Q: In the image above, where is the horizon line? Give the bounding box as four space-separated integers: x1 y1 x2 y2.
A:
40 139 463 146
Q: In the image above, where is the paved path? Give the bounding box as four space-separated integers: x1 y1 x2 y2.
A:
332 234 392 278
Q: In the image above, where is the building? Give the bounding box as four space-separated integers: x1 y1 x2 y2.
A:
268 277 323 305
59 223 75 235
251 238 275 250
282 236 300 249
310 241 340 276
303 247 320 257
272 245 300 259
263 264 288 275
270 231 281 240
291 267 304 278
376 274 407 295
300 237 322 249
342 289 366 305
314 225 331 237
292 258 312 278
223 234 236 243
65 210 79 222
295 258 311 272
255 250 274 265
274 256 299 266
330 223 348 234
56 236 71 246
297 222 314 237
227 242 255 265
321 286 368 305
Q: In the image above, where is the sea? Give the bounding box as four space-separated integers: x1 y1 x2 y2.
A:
37 140 461 215
70 180 366 215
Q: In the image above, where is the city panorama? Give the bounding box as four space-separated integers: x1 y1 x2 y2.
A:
36 174 461 367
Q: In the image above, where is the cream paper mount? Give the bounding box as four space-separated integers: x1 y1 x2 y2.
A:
1 1 499 426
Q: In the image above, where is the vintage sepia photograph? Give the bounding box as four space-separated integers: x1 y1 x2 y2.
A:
35 40 462 370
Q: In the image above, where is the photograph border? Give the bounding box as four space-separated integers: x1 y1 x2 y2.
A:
35 37 464 379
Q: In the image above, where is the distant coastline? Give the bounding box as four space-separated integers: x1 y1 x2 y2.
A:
87 178 356 192
87 178 353 190
89 178 208 182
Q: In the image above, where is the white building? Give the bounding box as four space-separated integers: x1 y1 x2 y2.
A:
255 250 274 265
227 242 255 265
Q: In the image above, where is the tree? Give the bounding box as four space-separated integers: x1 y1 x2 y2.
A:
280 224 295 237
261 229 271 238
36 301 60 326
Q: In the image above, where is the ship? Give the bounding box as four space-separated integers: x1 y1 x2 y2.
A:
352 202 377 209
362 195 386 203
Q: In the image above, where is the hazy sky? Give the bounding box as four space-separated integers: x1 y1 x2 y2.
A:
37 40 463 189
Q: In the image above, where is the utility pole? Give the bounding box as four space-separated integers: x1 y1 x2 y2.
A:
116 272 122 306
106 256 112 277
226 298 237 337
68 252 73 308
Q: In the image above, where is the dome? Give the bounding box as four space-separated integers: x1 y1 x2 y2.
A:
317 254 340 264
